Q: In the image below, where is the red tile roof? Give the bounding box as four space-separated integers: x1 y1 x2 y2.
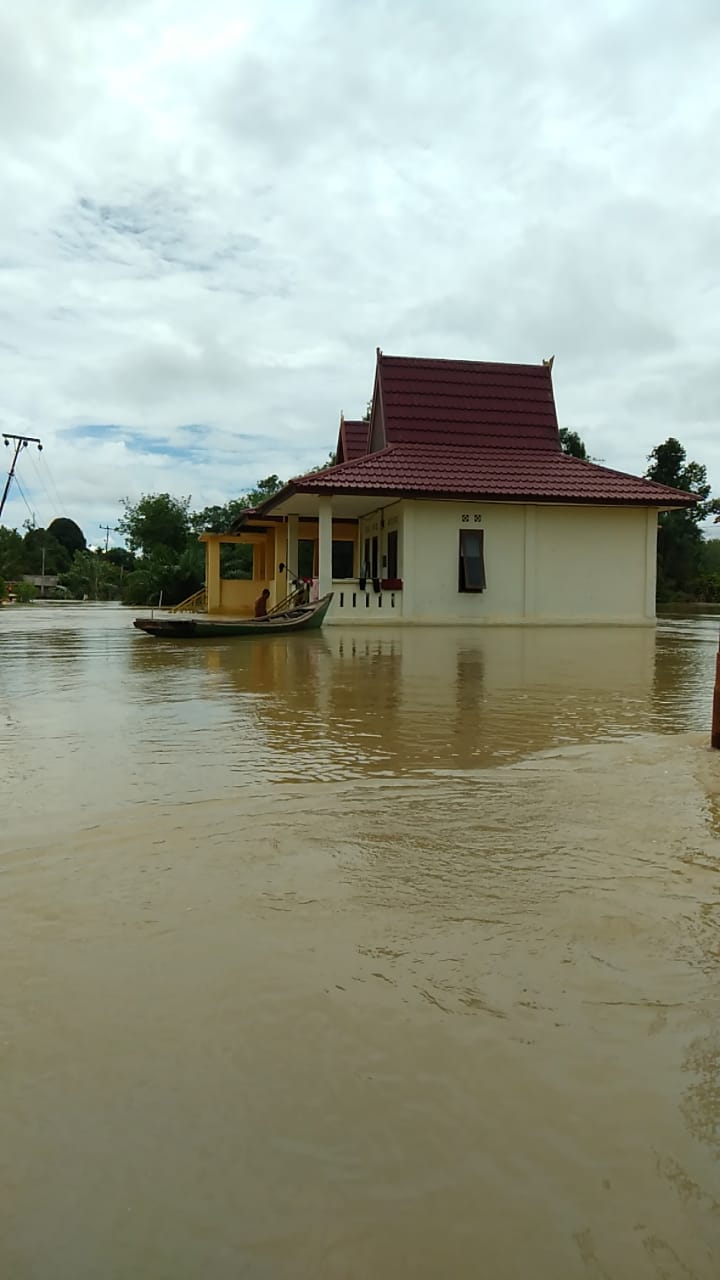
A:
256 353 696 511
336 418 368 463
377 354 559 450
282 443 695 507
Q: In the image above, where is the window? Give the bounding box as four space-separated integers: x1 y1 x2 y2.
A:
458 529 486 592
297 539 315 577
332 540 354 578
386 529 398 578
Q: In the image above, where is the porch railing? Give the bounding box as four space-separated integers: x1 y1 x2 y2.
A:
269 585 307 615
169 587 207 614
330 580 402 617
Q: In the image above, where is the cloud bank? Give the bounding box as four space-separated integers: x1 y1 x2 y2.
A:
1 0 719 542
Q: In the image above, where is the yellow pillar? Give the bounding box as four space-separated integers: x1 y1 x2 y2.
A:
206 537 221 613
276 523 287 601
253 542 266 581
267 527 277 600
287 514 298 580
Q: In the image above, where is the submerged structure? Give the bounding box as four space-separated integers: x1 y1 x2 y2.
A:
198 351 694 626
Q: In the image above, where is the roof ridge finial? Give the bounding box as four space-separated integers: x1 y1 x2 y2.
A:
543 354 555 372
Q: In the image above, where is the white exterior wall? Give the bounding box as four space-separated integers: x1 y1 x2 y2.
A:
394 499 657 626
408 501 525 622
531 505 656 623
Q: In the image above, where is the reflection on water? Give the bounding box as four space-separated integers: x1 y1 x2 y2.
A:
3 606 718 809
1 603 720 1278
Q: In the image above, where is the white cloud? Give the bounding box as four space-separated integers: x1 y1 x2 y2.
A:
1 0 719 543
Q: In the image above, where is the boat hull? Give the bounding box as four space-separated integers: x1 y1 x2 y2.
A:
133 593 333 639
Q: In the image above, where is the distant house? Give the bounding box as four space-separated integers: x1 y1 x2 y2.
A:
200 351 695 625
21 575 60 597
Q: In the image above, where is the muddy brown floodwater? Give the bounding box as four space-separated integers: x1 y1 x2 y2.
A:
1 603 720 1279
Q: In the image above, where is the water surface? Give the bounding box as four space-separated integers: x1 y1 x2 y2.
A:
1 604 719 1278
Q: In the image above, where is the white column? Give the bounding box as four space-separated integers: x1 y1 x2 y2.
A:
318 496 333 599
401 502 415 620
645 509 658 620
286 514 298 580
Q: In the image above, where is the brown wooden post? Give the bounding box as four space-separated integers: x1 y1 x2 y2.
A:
713 630 720 750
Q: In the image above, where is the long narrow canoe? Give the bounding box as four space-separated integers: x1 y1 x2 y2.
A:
133 592 333 639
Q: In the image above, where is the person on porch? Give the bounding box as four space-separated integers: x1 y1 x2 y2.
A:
254 588 270 618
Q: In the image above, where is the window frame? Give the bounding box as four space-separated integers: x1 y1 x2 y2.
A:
371 535 379 578
297 538 315 578
386 529 399 579
458 529 486 593
331 539 355 579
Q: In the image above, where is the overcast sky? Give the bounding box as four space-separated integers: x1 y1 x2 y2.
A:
1 0 719 544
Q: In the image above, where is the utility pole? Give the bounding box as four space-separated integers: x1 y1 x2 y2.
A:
99 524 117 553
707 629 712 747
1 433 43 521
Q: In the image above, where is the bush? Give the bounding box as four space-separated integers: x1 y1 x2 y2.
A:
695 573 720 603
13 581 37 603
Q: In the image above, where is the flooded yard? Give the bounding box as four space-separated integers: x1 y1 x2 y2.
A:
1 604 719 1278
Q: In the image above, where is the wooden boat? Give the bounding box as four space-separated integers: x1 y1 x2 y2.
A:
133 592 333 639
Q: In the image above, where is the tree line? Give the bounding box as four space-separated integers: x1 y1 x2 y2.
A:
1 438 719 606
0 476 284 607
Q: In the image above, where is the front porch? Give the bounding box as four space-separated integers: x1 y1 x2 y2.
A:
193 495 405 624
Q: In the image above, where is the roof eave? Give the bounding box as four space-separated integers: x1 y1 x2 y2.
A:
282 482 697 508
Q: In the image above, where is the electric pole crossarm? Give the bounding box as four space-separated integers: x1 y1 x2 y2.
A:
99 524 118 553
1 434 43 521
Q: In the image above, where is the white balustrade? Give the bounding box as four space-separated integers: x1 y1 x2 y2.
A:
329 580 402 620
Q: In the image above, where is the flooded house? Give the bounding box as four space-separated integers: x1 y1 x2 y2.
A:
201 352 695 625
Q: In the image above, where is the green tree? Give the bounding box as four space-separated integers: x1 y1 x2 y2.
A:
246 475 284 507
0 526 25 578
59 550 122 601
117 478 287 607
120 544 204 607
47 517 86 557
190 498 252 534
13 580 36 603
118 493 191 556
105 546 136 571
646 438 720 600
701 539 720 573
193 499 255 578
696 538 720 602
21 527 71 573
559 428 589 460
0 574 6 600
190 478 286 534
120 564 163 607
190 480 285 583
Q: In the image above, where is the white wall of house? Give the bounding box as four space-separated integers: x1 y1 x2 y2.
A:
530 505 656 623
327 499 658 625
398 500 657 625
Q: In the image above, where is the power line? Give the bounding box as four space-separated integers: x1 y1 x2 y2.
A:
27 449 59 524
37 451 64 514
12 474 36 524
